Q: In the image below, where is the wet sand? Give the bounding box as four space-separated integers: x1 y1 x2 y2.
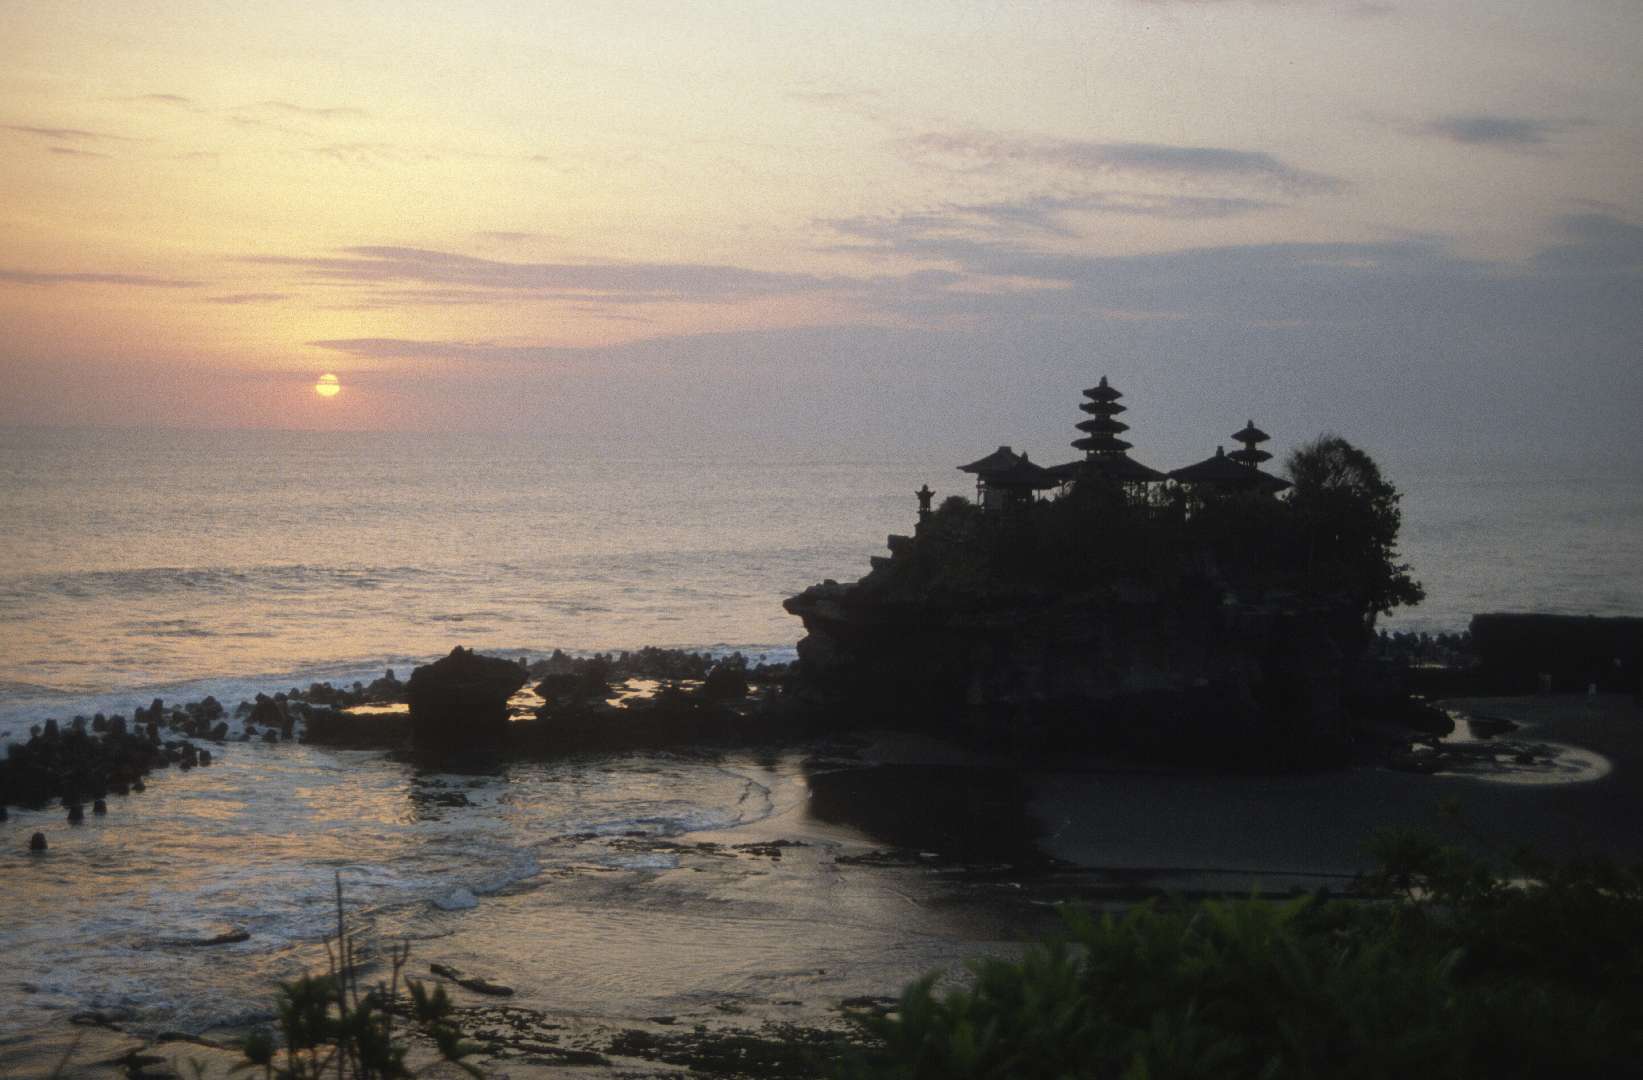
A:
1034 694 1643 885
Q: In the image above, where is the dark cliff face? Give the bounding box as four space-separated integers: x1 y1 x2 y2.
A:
784 576 1353 766
782 485 1377 766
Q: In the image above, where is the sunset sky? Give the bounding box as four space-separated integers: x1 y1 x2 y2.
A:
4 2 1640 466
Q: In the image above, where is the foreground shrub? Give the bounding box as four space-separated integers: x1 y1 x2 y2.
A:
843 837 1643 1079
235 876 483 1079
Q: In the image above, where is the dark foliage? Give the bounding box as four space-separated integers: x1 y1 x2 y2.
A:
1284 435 1425 623
841 834 1643 1079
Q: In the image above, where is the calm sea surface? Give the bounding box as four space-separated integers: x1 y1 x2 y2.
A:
0 426 1639 1047
2 428 1638 732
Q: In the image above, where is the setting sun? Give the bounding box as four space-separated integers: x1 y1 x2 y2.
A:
314 373 341 398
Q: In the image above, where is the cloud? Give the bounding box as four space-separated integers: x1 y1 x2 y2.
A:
1533 213 1643 273
48 146 112 158
203 292 290 305
307 142 407 165
827 191 1275 251
244 246 835 302
125 93 195 107
900 129 1342 193
473 230 554 245
0 268 200 287
1423 113 1570 147
309 337 571 363
2 123 132 143
248 100 368 119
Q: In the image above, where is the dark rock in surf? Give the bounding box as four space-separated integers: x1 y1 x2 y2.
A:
429 962 515 996
29 832 46 852
363 669 406 702
247 696 286 733
301 707 409 749
408 647 528 752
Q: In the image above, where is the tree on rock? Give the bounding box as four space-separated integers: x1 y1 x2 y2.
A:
1285 435 1424 634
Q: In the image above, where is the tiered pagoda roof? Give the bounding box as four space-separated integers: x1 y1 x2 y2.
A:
1072 377 1133 456
1055 376 1166 483
1227 420 1273 467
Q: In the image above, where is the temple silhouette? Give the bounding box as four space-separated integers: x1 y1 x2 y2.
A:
957 375 1288 515
785 375 1400 766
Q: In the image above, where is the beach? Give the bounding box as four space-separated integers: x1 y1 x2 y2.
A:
6 691 1640 1077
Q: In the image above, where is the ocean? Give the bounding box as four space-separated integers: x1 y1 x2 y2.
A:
1 426 1639 1055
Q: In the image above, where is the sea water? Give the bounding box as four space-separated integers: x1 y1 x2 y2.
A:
0 426 1639 1042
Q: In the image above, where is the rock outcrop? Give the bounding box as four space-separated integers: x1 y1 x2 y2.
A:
406 647 528 751
784 574 1354 765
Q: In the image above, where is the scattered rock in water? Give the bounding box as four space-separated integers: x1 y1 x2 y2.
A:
155 929 251 947
29 831 47 852
429 962 515 996
67 802 84 823
93 798 108 815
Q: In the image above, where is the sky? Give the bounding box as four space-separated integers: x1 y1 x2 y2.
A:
3 1 1640 469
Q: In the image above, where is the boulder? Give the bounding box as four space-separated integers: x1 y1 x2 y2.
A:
407 647 528 751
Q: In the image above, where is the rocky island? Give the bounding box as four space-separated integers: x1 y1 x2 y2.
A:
785 376 1426 767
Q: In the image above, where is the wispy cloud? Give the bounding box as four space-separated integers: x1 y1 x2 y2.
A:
48 146 112 159
308 337 574 364
223 99 368 137
2 123 133 143
244 246 834 303
203 292 290 305
1423 113 1572 147
473 230 553 245
124 93 196 107
307 142 408 166
831 191 1274 244
1533 213 1643 273
900 129 1341 193
248 100 368 120
0 269 200 287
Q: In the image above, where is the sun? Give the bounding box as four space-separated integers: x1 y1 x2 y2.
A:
314 373 341 398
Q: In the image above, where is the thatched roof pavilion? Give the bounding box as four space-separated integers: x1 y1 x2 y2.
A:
1169 445 1291 494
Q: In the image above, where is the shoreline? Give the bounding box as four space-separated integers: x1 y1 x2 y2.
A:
6 692 1640 1076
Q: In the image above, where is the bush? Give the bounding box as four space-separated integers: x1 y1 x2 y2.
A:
235 876 484 1079
841 837 1643 1079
